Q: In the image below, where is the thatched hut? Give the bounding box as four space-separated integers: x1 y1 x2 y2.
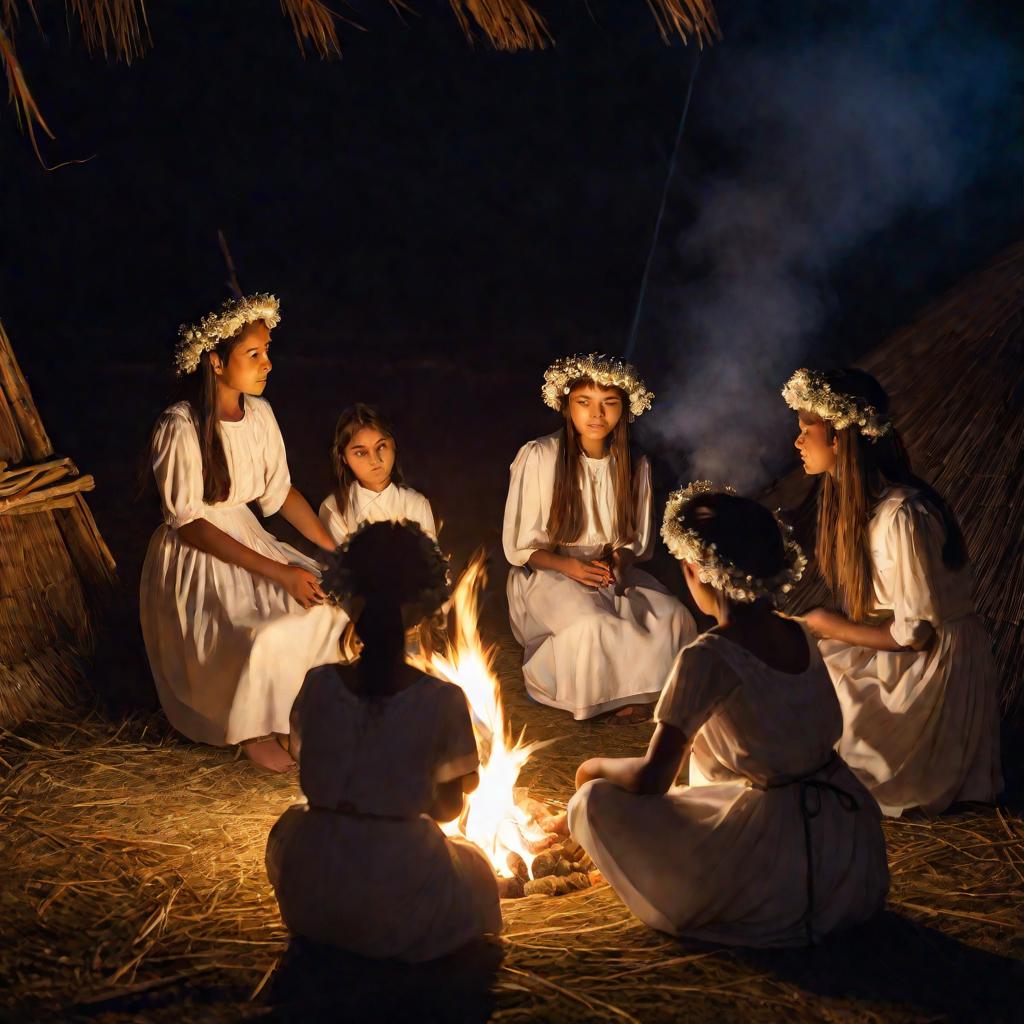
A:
0 323 116 728
774 239 1024 716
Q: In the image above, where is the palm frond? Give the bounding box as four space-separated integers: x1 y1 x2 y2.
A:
0 18 53 162
645 0 721 47
66 0 150 61
448 0 551 51
279 0 344 59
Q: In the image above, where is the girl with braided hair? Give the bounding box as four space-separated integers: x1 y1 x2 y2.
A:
785 367 1002 816
568 485 888 947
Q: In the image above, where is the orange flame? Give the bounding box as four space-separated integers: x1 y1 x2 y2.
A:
410 551 551 877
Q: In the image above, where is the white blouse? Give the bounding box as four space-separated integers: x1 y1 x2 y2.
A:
502 432 653 565
318 482 437 547
151 397 291 530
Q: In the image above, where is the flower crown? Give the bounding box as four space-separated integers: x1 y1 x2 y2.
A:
321 519 451 622
542 352 654 420
781 367 891 439
660 481 807 603
174 293 281 376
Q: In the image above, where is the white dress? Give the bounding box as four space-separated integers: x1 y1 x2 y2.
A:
318 482 436 547
819 486 1003 816
569 628 889 947
265 666 502 961
139 398 347 746
503 432 697 719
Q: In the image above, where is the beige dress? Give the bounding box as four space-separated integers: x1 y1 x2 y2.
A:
503 433 697 719
820 487 1003 816
318 482 436 547
139 398 346 745
266 666 501 961
569 629 889 947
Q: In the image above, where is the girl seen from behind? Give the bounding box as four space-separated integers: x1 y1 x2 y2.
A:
502 353 696 721
265 521 501 962
569 484 888 947
785 367 1002 816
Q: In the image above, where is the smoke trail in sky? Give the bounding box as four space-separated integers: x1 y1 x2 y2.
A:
642 2 1013 492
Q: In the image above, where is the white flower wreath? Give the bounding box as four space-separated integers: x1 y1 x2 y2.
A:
541 352 654 420
174 293 281 376
660 481 807 603
781 367 891 439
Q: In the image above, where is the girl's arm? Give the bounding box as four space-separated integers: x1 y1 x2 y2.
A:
430 770 480 823
277 486 336 552
575 723 689 796
528 549 612 588
177 519 325 608
803 608 933 652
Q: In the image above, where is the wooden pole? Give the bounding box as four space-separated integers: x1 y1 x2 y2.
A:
0 319 53 461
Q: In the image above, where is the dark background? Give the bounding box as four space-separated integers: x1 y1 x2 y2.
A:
2 0 1022 630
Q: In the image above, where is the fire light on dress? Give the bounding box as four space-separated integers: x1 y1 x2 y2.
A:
410 553 552 878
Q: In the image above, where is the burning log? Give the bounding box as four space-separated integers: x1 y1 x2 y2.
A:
523 872 592 898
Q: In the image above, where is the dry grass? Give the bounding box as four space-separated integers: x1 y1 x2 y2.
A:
0 631 1021 1023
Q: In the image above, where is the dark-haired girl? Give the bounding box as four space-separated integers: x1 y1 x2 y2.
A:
319 403 436 546
265 521 501 961
568 484 888 947
502 354 696 720
785 367 1002 816
140 295 346 772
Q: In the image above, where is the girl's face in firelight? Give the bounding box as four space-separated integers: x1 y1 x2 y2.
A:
343 427 396 492
794 412 837 476
210 320 273 399
567 383 624 452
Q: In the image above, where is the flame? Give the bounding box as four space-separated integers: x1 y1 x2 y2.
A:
410 552 551 878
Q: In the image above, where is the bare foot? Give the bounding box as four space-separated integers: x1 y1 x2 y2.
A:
242 737 296 772
610 705 653 725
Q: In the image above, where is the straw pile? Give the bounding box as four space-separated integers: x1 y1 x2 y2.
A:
1 633 1021 1023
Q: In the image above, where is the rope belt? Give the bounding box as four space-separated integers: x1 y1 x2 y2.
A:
754 753 860 946
307 800 411 823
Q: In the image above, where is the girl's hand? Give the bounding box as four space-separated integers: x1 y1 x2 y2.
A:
276 565 326 609
803 607 845 639
575 757 604 790
561 557 613 589
611 548 636 594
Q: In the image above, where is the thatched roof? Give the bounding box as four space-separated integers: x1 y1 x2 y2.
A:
2 0 720 159
773 239 1024 717
0 322 116 728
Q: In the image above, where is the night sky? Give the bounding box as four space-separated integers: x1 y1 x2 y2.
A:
3 0 1023 598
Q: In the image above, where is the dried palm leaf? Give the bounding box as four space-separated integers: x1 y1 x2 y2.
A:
66 0 150 60
448 0 551 51
646 0 721 47
279 0 345 58
0 19 52 162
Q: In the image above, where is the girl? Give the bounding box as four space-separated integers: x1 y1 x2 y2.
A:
139 293 346 772
503 353 696 720
784 367 1003 816
569 484 888 947
265 521 502 961
319 403 436 546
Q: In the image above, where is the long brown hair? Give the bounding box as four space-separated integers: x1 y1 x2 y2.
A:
812 368 967 622
547 380 638 547
330 404 404 517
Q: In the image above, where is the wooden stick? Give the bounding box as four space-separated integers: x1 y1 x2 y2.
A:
0 379 25 463
0 475 94 515
0 320 53 461
0 458 76 499
56 492 118 580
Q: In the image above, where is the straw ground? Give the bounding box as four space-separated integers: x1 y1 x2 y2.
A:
0 626 1021 1024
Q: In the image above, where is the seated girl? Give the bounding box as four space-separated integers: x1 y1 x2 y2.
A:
140 293 346 772
569 484 888 947
784 367 1003 816
265 521 501 962
319 404 436 546
502 353 696 720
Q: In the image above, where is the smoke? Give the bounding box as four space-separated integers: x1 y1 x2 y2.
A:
642 2 1014 492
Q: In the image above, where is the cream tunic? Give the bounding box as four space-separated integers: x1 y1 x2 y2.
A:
139 398 346 746
820 487 1003 816
569 628 889 947
318 482 436 547
266 666 501 961
503 432 697 719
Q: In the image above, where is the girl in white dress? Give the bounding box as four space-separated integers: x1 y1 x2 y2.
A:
503 353 696 720
266 521 502 961
784 367 1003 816
140 294 346 772
569 483 888 947
318 403 436 546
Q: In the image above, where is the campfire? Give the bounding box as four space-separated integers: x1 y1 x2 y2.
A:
410 553 595 897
